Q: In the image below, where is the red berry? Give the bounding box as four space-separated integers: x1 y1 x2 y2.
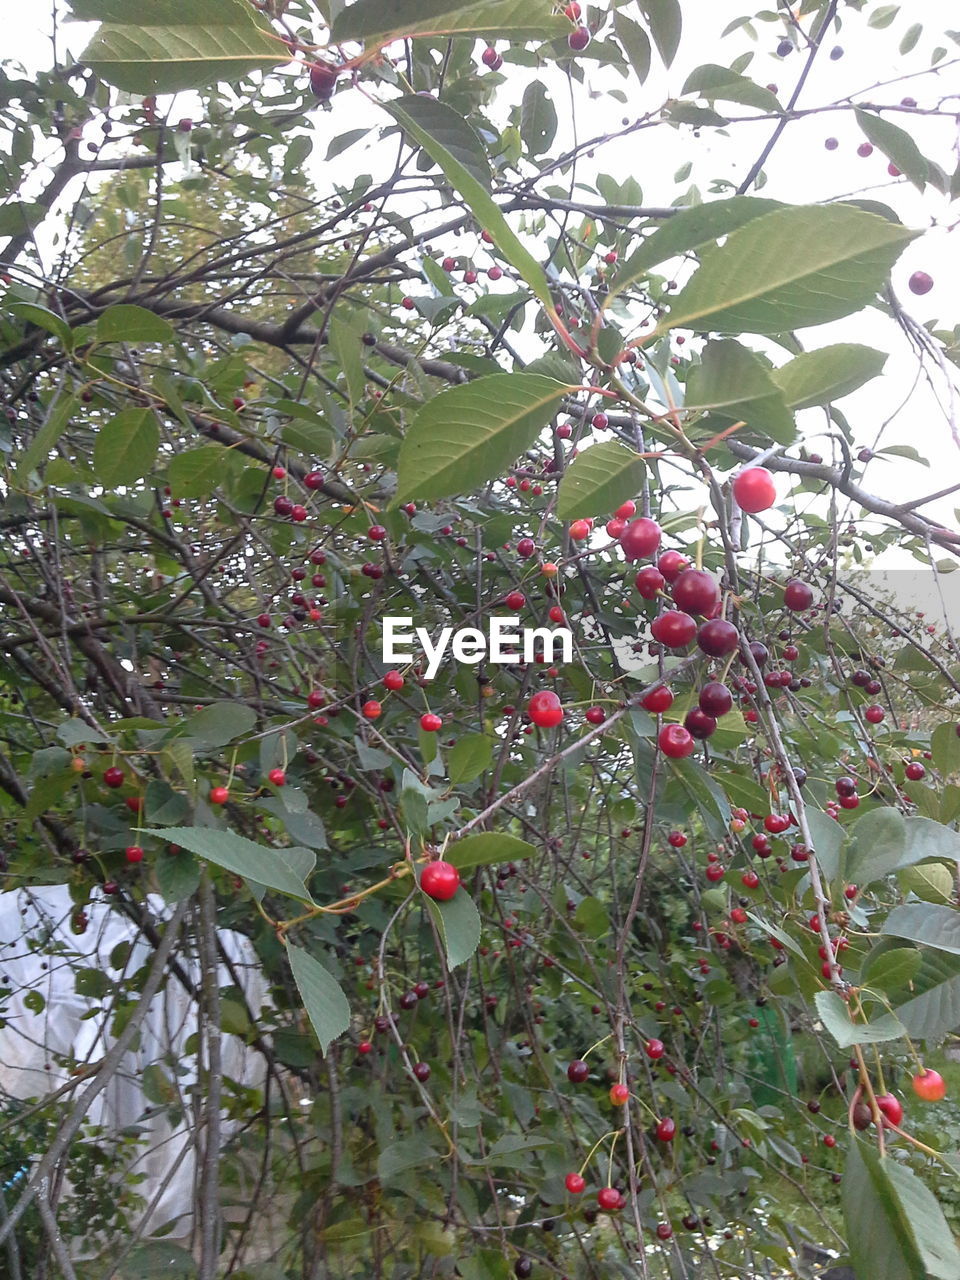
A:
420 712 443 732
645 1038 665 1059
597 1187 621 1211
568 25 591 50
358 1041 373 1055
656 1223 673 1241
565 1172 586 1194
865 704 885 724
304 470 324 489
125 845 144 863
655 1117 676 1142
912 1069 946 1102
908 270 933 295
822 1134 837 1148
905 761 925 781
615 500 636 520
657 550 689 582
667 831 687 848
876 1093 903 1127
567 1059 589 1083
505 590 526 611
658 724 695 759
368 525 387 541
363 700 382 719
641 685 674 714
267 768 286 786
783 578 813 611
685 708 717 740
103 766 125 788
698 681 732 717
528 690 564 728
586 706 605 725
609 1083 630 1105
420 860 460 900
652 610 697 649
671 569 720 617
697 619 740 657
516 537 536 558
635 565 665 599
619 518 662 561
412 1061 431 1082
732 467 777 514
383 670 404 691
569 518 591 540
209 786 229 805
309 61 339 99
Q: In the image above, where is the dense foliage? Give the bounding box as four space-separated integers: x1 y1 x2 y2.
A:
1 1 960 1277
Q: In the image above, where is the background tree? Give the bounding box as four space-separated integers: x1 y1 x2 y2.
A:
1 1 960 1277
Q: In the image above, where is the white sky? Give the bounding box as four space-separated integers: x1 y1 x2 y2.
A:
5 2 960 600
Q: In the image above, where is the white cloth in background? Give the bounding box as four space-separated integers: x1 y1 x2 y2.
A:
0 885 267 1234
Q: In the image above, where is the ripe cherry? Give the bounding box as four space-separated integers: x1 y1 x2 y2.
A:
619 517 662 561
125 845 144 863
567 1059 590 1083
517 537 536 557
684 708 717 740
481 45 499 67
420 860 460 900
505 590 526 611
412 1062 431 1082
641 684 674 714
656 1223 673 1241
876 1094 903 1127
865 704 885 724
597 1187 621 1211
420 712 443 732
615 500 636 520
568 25 591 50
645 1038 665 1059
570 518 591 540
635 565 665 599
363 700 382 719
698 681 732 717
697 619 740 657
672 569 720 617
657 550 689 582
784 579 813 611
104 766 125 788
267 768 286 786
528 691 564 728
908 270 933 295
383 670 404 691
609 1083 630 1105
741 870 760 889
658 724 695 758
905 761 925 781
655 1117 676 1142
209 785 229 805
565 1172 586 1194
309 61 339 100
652 610 697 649
732 467 777 514
667 831 687 848
585 706 605 725
912 1069 946 1102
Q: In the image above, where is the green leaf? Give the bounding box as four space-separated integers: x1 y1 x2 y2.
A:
855 108 931 192
425 889 482 967
286 943 351 1056
843 807 907 885
932 721 960 776
447 734 493 785
573 896 610 939
332 0 567 43
893 947 960 1044
804 807 846 881
167 445 234 497
814 990 905 1048
655 204 916 336
13 394 78 485
92 409 159 487
447 832 537 871
383 96 552 306
179 701 256 748
95 304 174 345
154 848 201 903
0 202 46 239
861 945 922 994
557 441 646 520
607 197 782 302
144 779 190 826
80 0 287 94
684 339 795 445
377 1135 444 1183
899 816 960 867
328 317 366 405
884 903 960 955
637 0 682 66
682 64 779 111
395 374 569 503
519 81 558 157
843 1140 926 1280
614 11 651 83
143 827 315 903
883 1159 960 1279
771 343 887 410
8 301 73 349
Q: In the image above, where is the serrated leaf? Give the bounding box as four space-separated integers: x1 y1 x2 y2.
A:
95 304 173 345
8 301 73 349
93 409 159 487
814 990 905 1047
557 441 646 520
447 832 536 870
425 888 482 967
383 96 551 306
286 943 350 1055
772 343 887 409
80 0 287 94
328 317 366 405
655 204 916 336
884 903 960 955
861 945 922 994
447 734 493 785
395 373 569 503
154 848 201 902
932 721 960 776
684 339 795 444
179 701 256 748
804 806 847 881
855 108 932 192
682 64 780 111
614 11 651 83
637 0 682 66
167 445 235 498
843 1140 926 1280
142 827 315 903
519 81 558 157
843 807 908 885
893 946 960 1044
332 0 568 43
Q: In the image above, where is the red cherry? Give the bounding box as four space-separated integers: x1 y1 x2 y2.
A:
822 1134 837 1148
672 569 720 617
635 565 665 599
876 1094 903 1127
684 708 717 740
697 619 740 657
865 704 885 724
645 1038 665 1059
103 766 125 788
741 870 760 889
912 1069 946 1102
125 845 144 863
619 517 662 561
568 24 591 50
368 525 387 541
732 467 777 514
651 610 697 649
412 1061 431 1082
905 761 925 781
609 1083 629 1105
358 1041 373 1055
698 681 732 717
565 1172 586 1194
420 860 460 900
784 578 813 611
267 768 286 786
657 550 689 583
383 670 404 691
124 796 143 813
309 61 340 99
505 590 526 611
209 786 229 805
641 685 674 714
420 712 443 732
528 691 564 728
363 700 382 719
658 724 695 758
908 270 933 295
481 45 499 67
597 1187 621 1211
764 813 790 834
655 1117 676 1142
304 470 324 489
615 499 636 520
567 1059 590 1082
606 517 626 538
656 1223 673 1241
516 537 536 557
570 518 591 540
585 706 605 725
705 863 725 882
667 831 687 848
